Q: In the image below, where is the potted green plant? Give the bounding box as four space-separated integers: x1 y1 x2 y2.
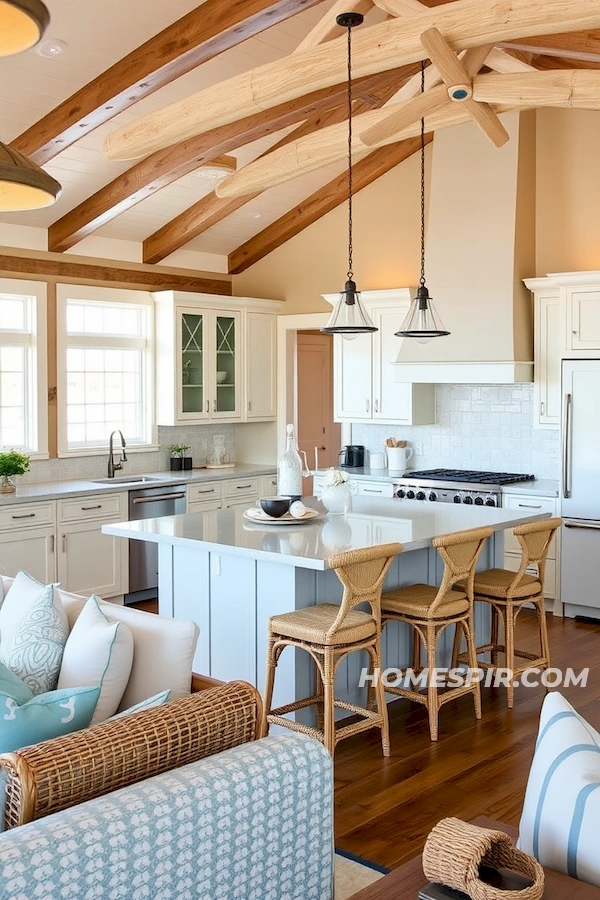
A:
0 449 30 493
168 444 191 471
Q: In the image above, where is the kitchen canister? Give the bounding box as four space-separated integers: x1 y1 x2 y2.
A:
386 445 413 471
370 452 386 470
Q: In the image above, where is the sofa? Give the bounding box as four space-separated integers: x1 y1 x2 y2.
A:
0 679 334 900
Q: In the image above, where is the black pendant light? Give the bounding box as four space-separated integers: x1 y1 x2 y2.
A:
322 12 376 337
396 61 449 342
0 0 50 56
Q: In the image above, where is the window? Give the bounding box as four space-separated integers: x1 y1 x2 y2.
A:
57 285 154 455
0 279 47 455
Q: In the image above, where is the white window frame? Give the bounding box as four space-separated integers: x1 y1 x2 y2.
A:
0 278 48 458
56 284 157 457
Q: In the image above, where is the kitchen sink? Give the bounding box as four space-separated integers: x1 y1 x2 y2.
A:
91 475 165 485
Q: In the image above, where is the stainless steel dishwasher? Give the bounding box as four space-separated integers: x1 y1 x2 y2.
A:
125 483 186 605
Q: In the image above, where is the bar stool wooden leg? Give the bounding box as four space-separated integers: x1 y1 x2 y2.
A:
466 615 482 720
323 647 336 757
262 632 277 738
412 628 421 671
315 654 325 733
371 641 390 757
491 605 500 666
505 603 516 709
426 623 439 742
537 599 551 671
451 622 462 669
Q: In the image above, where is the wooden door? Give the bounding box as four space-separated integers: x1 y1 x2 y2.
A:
296 332 341 484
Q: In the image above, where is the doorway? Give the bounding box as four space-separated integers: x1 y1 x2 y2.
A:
296 332 341 492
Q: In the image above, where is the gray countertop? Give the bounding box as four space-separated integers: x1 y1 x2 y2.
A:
0 464 277 506
102 495 551 571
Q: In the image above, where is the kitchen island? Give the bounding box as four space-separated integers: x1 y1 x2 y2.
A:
103 497 550 709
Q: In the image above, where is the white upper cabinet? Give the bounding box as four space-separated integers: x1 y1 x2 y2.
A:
326 289 435 426
154 292 281 426
533 289 560 427
565 285 600 353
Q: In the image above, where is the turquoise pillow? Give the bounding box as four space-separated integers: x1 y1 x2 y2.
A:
0 662 33 706
0 685 101 753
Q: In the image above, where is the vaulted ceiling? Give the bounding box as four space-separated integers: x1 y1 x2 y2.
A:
1 0 600 274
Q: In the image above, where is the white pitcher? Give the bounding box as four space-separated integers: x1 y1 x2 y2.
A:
386 446 413 472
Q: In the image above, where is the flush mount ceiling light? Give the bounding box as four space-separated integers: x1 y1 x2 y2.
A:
322 12 376 339
193 155 237 180
0 141 62 210
0 0 50 56
395 61 449 344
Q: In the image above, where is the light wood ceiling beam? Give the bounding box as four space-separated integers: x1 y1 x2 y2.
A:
48 73 398 253
295 0 374 53
12 0 324 165
227 135 429 274
104 0 600 160
500 29 600 64
142 66 409 264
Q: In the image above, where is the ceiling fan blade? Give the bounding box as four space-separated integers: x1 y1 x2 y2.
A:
472 69 600 108
462 98 510 146
421 26 471 93
104 0 600 160
461 43 495 77
361 83 449 146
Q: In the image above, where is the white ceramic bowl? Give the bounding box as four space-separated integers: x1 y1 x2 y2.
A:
216 371 228 383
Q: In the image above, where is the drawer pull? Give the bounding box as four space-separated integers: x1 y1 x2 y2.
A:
196 488 215 495
236 484 252 490
81 504 102 511
133 493 186 504
364 488 383 493
49 534 54 552
517 503 542 509
11 512 35 519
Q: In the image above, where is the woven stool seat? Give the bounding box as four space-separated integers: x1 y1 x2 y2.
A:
454 517 563 709
270 603 376 646
381 527 493 742
382 584 469 619
261 542 402 759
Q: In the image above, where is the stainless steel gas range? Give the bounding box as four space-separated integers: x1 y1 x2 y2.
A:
393 468 536 507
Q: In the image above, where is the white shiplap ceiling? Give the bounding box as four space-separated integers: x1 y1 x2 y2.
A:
0 0 381 257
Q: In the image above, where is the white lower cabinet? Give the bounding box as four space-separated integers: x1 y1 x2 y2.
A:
187 477 261 512
0 525 56 583
503 494 559 609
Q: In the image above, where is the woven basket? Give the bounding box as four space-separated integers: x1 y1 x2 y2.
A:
422 818 544 900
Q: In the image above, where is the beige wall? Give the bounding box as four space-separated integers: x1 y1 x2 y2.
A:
536 108 600 276
233 151 424 313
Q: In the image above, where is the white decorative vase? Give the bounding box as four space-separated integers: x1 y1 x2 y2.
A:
320 482 355 516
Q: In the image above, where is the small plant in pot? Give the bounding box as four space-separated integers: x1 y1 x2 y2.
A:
0 449 30 493
168 444 192 471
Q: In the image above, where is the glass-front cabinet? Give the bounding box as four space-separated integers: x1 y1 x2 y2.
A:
177 307 241 422
180 310 206 417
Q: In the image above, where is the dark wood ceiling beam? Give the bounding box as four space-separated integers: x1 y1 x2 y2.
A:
499 30 600 64
12 0 324 165
143 66 413 264
48 70 405 255
228 134 429 275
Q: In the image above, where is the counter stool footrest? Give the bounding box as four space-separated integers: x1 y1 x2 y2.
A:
269 695 320 717
266 715 322 742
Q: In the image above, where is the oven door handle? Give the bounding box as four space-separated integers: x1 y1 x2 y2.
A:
132 493 186 504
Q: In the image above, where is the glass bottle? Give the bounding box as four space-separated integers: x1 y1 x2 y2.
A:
277 424 303 500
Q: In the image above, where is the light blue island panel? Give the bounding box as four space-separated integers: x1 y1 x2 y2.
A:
209 551 256 684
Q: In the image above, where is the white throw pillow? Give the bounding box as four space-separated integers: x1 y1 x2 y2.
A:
0 570 60 644
0 584 69 695
518 691 600 886
57 595 134 724
109 689 171 721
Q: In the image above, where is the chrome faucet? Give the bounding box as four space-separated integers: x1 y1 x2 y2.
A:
107 430 127 478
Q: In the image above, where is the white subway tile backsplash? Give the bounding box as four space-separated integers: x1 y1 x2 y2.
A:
352 383 560 479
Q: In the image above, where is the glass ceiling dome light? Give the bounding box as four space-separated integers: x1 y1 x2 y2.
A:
321 12 376 338
395 61 449 344
0 0 50 56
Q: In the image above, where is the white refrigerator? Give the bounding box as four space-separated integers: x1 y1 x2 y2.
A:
561 359 600 617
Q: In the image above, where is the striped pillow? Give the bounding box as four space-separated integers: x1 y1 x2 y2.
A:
518 692 600 887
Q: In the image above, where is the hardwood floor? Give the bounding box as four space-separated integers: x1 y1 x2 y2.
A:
333 611 600 869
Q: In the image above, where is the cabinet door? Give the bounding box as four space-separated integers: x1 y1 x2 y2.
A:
179 308 209 421
58 520 127 598
212 310 242 419
245 312 276 420
372 306 412 421
534 293 560 426
0 526 55 582
567 287 600 351
334 332 372 421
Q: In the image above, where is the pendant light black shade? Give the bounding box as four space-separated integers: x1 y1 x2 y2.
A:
322 12 376 337
396 61 449 342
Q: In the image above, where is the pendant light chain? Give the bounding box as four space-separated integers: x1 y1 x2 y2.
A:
346 20 354 282
420 59 426 289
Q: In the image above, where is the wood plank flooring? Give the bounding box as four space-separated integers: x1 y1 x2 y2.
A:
333 611 600 869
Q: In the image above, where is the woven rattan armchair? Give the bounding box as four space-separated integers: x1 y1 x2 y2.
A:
380 527 493 741
261 542 402 759
0 679 262 830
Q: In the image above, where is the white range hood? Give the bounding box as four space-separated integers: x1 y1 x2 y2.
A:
393 111 534 385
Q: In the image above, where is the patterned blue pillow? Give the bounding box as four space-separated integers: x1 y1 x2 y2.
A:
0 685 101 753
0 584 69 695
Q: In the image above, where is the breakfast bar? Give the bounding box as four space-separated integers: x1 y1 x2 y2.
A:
103 497 550 709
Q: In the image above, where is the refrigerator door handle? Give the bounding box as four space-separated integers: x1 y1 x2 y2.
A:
564 520 600 530
563 392 572 498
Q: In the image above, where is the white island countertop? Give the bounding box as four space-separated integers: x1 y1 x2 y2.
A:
103 495 550 571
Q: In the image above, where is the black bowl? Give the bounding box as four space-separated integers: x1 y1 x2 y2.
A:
259 496 291 518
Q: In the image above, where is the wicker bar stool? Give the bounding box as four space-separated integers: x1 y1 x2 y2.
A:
380 527 493 742
454 517 562 709
261 542 402 758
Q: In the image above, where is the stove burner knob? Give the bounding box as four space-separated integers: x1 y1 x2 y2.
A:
485 497 497 507
396 488 406 498
406 490 415 499
416 491 426 501
428 491 437 502
474 496 484 506
463 495 473 504
453 494 462 503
